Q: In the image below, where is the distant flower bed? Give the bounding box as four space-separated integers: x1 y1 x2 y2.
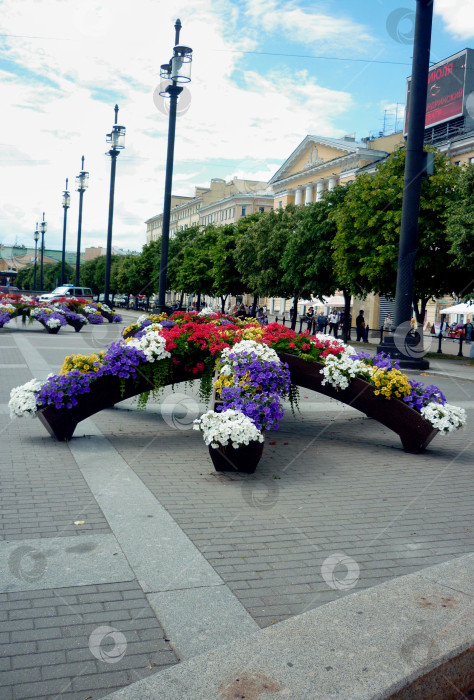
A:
8 311 466 439
0 293 121 332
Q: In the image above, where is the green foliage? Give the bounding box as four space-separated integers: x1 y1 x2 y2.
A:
332 148 463 317
16 261 75 291
446 163 474 296
79 255 120 295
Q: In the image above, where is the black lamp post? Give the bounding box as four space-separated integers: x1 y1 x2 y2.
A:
33 223 39 291
378 0 433 369
104 105 126 305
156 19 192 313
39 213 47 291
75 156 89 286
61 178 71 285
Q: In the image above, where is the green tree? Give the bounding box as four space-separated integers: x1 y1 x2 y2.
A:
332 148 462 322
235 206 305 327
446 163 474 297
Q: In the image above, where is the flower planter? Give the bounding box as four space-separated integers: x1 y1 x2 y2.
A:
100 309 114 323
37 320 61 334
208 440 264 473
278 352 438 454
67 319 86 333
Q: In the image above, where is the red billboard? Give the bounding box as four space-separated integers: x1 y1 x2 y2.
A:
404 50 467 134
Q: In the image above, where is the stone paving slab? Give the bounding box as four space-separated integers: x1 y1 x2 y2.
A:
0 534 134 593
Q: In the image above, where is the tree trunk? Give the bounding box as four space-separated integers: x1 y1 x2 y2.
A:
251 294 258 317
179 292 184 310
220 295 228 313
342 288 351 343
196 293 201 311
291 293 299 331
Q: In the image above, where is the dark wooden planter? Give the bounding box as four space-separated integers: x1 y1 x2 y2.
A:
277 352 438 454
37 363 204 441
209 440 265 473
36 349 438 454
38 320 61 334
100 309 114 323
67 319 86 332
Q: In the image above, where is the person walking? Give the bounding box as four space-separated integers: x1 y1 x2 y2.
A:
328 309 339 338
356 310 366 342
383 313 392 332
465 320 473 344
305 306 314 332
316 311 327 333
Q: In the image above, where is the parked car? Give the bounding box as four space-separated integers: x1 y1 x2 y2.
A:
0 286 20 294
38 285 93 302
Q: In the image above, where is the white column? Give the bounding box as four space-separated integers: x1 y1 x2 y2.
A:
294 187 303 206
316 181 324 202
305 185 313 205
280 298 286 313
270 298 275 314
328 177 337 191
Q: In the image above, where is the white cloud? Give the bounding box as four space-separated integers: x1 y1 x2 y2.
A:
435 0 474 41
0 0 358 253
244 0 374 50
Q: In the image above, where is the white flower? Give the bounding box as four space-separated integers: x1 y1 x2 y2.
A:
198 307 217 316
220 340 280 365
100 303 112 312
421 402 467 433
9 379 44 419
193 409 263 448
46 318 61 328
137 314 149 324
127 330 171 363
320 354 373 390
1 303 16 313
220 364 233 376
83 305 98 314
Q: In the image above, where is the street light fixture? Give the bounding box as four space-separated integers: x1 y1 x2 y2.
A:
61 178 71 285
156 19 192 313
39 213 47 291
75 156 89 286
104 104 126 305
33 223 39 291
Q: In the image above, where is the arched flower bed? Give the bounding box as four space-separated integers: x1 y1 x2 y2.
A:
0 294 121 333
9 311 466 468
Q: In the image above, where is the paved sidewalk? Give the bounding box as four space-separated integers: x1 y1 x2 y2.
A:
0 319 473 699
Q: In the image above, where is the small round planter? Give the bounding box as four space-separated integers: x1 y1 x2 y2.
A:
38 320 61 334
208 440 265 474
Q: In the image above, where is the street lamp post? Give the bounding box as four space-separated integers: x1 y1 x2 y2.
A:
75 156 89 286
33 224 39 291
378 0 433 369
39 213 47 291
104 105 126 305
156 19 192 313
61 178 71 285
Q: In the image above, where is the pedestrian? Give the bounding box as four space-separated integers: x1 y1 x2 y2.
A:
236 303 247 320
465 320 473 344
316 311 327 333
328 309 339 338
305 306 314 332
356 310 366 342
383 313 392 332
256 307 268 325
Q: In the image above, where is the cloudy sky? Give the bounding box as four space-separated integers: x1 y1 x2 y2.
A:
1 0 473 253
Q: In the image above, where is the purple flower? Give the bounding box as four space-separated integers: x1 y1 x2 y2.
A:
36 371 92 410
87 314 104 324
403 380 446 411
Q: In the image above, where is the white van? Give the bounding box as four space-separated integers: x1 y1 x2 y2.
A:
38 285 93 302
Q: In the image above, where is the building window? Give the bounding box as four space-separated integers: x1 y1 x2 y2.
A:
259 206 265 212
454 161 461 166
278 201 282 208
469 157 474 164
241 206 247 216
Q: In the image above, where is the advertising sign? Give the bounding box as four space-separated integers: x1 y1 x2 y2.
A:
404 50 468 134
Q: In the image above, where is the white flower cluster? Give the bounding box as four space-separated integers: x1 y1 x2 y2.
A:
9 378 44 419
193 409 263 448
312 333 347 349
100 303 112 312
1 303 15 314
198 307 216 316
127 329 171 363
83 305 98 314
30 307 42 317
46 317 61 328
320 353 373 390
220 339 280 365
421 402 467 433
137 314 149 325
